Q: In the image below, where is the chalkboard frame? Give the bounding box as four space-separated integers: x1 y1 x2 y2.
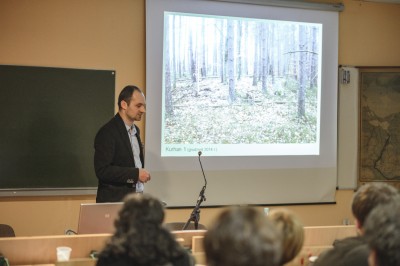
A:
0 65 115 196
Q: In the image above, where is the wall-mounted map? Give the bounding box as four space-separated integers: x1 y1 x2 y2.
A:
359 68 400 184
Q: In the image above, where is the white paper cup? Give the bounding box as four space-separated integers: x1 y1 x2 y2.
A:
308 255 318 266
56 246 72 261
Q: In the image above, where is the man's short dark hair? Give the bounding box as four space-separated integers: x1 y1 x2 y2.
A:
364 201 400 266
204 206 282 266
117 85 142 109
352 182 400 227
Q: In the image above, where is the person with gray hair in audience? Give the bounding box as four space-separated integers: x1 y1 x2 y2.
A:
203 206 282 266
314 182 400 266
364 201 400 266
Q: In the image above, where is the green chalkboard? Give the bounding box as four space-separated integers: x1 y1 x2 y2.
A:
0 65 115 192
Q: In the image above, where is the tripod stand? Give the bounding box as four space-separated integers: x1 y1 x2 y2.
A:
183 151 207 230
182 185 206 230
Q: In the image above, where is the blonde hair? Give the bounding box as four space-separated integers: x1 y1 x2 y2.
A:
269 208 304 265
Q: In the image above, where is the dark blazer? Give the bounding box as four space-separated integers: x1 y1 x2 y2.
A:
313 236 369 266
94 113 144 203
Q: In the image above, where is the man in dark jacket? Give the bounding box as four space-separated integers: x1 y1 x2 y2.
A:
94 85 151 203
314 183 400 266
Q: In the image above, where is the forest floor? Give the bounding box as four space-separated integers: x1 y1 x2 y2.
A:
164 76 317 144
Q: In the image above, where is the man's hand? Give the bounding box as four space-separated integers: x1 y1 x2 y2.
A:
138 168 151 183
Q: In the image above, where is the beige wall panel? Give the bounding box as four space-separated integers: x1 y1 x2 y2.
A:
0 0 399 236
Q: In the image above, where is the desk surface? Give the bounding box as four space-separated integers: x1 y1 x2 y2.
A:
0 231 206 265
0 234 109 265
1 226 356 266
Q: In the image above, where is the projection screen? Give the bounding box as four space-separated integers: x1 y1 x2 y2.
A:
145 0 338 207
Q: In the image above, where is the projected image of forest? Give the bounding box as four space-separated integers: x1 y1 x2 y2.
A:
162 13 321 146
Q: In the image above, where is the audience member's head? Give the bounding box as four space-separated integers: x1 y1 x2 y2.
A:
312 183 399 266
269 208 304 265
115 192 164 232
203 206 282 266
97 193 193 266
351 182 400 230
364 201 400 266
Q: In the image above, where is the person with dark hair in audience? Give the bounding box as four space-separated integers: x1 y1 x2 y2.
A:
314 182 400 266
96 193 195 266
269 208 305 265
364 201 400 266
203 206 282 266
94 85 151 203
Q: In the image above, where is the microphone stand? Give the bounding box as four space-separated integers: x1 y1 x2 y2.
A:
182 151 207 230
